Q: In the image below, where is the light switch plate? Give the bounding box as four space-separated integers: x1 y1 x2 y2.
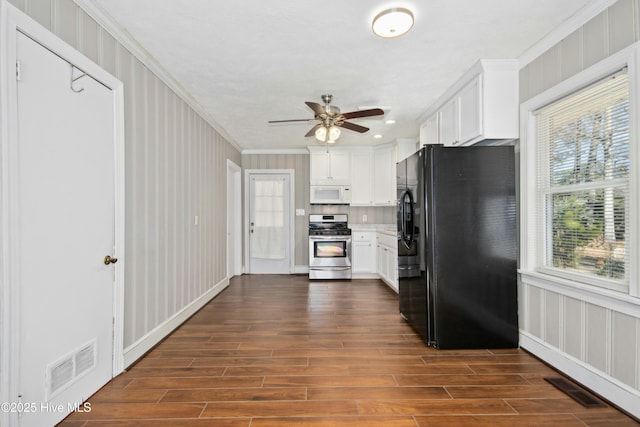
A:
296 209 305 216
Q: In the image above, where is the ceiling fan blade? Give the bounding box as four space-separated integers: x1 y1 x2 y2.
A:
341 108 384 120
339 121 369 133
305 102 326 116
268 118 316 123
305 124 322 137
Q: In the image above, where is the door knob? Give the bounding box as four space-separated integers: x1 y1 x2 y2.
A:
104 255 118 265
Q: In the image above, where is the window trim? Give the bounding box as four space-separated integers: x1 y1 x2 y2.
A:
520 43 640 300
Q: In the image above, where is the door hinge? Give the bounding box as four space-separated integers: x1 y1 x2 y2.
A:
16 61 21 81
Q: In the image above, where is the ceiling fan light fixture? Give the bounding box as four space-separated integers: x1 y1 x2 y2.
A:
315 125 341 143
328 125 341 141
372 8 414 38
315 126 327 142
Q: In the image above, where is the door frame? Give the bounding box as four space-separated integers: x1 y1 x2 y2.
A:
227 159 242 277
243 169 295 274
0 3 126 423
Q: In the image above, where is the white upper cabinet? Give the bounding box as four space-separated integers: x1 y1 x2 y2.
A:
309 148 351 184
419 59 518 147
439 97 459 146
350 151 373 205
346 145 396 206
373 145 396 206
309 141 406 205
419 113 439 147
457 76 481 144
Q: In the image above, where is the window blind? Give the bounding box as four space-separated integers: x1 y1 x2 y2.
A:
535 71 630 290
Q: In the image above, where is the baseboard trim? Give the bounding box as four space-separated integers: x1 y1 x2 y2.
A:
294 265 309 274
520 331 640 419
122 277 230 368
352 273 381 279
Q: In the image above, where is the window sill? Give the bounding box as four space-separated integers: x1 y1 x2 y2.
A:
518 269 640 317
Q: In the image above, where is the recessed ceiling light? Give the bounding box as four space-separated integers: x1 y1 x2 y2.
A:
373 134 383 139
385 119 396 124
372 8 414 38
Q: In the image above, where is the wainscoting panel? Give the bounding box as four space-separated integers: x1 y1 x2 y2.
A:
520 279 640 418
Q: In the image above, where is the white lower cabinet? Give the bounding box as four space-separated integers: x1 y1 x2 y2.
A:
351 231 376 274
376 232 398 292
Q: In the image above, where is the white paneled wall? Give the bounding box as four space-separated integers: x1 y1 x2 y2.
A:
520 0 638 103
521 282 640 390
8 0 242 364
519 0 640 417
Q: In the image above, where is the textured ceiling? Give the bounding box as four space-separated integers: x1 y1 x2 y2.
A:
86 0 594 151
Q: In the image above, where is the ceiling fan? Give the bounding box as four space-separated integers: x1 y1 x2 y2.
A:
268 94 384 142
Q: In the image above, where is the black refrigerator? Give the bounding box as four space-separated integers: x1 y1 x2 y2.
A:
397 144 518 349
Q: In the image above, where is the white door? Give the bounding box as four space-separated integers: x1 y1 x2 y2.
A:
16 32 116 426
248 173 291 273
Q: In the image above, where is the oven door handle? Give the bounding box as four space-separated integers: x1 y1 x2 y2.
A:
309 235 351 241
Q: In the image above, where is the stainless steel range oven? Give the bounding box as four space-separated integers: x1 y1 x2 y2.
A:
308 214 352 280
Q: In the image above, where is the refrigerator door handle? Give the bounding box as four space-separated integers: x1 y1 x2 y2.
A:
401 190 414 249
399 190 406 240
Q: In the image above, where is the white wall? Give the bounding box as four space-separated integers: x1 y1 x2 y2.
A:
519 0 640 418
6 0 242 365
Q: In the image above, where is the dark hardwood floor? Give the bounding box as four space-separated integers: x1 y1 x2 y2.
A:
60 274 638 426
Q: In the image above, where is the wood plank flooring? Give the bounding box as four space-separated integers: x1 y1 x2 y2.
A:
60 274 639 426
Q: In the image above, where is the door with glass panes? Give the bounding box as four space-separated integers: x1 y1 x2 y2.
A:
247 173 292 273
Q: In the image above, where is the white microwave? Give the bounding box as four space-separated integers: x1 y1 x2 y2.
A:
310 185 351 205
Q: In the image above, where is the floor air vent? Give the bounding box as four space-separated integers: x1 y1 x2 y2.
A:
46 339 97 400
545 377 607 408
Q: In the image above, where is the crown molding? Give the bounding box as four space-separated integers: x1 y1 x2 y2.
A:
518 0 619 68
73 0 243 153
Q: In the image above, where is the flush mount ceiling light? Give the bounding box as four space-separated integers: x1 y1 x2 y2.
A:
372 7 414 38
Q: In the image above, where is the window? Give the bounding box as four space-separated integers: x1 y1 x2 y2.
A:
534 71 630 293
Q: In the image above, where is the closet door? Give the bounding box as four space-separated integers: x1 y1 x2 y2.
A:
16 31 116 426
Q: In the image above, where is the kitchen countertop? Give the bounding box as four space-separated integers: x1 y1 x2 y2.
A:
350 224 397 236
